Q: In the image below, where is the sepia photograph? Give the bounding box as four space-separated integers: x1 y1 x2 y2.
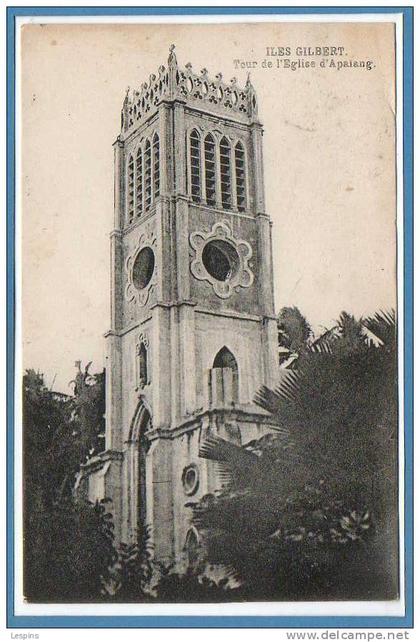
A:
11 11 410 622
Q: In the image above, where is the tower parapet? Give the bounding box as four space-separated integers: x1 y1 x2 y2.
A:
121 45 259 137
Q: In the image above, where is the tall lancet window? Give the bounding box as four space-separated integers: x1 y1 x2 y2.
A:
127 154 135 224
138 342 148 388
144 139 152 211
204 134 216 207
152 133 160 199
190 129 201 203
220 137 232 210
135 147 143 218
235 142 246 212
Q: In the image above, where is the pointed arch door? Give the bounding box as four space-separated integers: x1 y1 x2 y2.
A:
129 401 152 535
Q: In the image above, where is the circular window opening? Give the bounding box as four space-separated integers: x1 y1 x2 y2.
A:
132 247 155 290
182 464 199 496
202 239 240 282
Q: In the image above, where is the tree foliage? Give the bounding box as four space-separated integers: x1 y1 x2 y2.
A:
277 306 312 354
23 366 112 601
188 310 398 600
153 567 239 603
25 497 116 602
69 361 106 462
108 527 154 602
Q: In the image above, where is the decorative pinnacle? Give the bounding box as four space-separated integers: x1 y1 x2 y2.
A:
168 43 177 67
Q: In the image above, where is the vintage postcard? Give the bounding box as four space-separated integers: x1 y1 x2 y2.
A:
7 7 414 630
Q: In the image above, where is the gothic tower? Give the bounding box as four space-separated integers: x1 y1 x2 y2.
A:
78 46 279 565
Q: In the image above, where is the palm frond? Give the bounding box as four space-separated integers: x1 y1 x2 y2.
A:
199 434 259 488
255 371 300 414
199 434 258 466
309 326 340 354
216 463 234 487
254 385 282 414
362 309 396 347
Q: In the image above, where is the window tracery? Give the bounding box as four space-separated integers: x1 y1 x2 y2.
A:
127 154 135 224
152 133 160 199
204 133 216 207
188 131 247 213
135 147 143 218
235 141 246 212
189 129 201 203
126 133 161 227
144 139 152 212
220 137 232 210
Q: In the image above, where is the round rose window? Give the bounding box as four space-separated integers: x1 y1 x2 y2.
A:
132 247 155 290
202 239 240 282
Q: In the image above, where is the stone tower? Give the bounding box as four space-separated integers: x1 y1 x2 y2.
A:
78 46 279 565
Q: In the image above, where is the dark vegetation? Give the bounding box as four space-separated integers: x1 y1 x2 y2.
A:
23 310 398 602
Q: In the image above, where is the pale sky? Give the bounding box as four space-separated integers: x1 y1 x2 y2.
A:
21 21 396 392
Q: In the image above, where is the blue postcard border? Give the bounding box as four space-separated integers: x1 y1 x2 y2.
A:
6 5 414 629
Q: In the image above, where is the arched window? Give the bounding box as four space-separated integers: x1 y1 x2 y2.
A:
213 346 238 371
190 129 201 203
204 133 216 207
185 528 200 569
135 147 143 218
213 346 239 402
127 154 135 224
144 139 152 211
235 141 246 212
220 137 232 210
152 133 160 199
138 342 148 388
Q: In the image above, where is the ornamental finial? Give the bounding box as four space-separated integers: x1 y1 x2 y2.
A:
168 43 177 67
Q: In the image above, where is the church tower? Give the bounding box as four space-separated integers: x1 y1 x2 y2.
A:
79 46 279 565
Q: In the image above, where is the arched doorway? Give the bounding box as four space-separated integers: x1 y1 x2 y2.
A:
129 401 152 537
185 527 200 570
